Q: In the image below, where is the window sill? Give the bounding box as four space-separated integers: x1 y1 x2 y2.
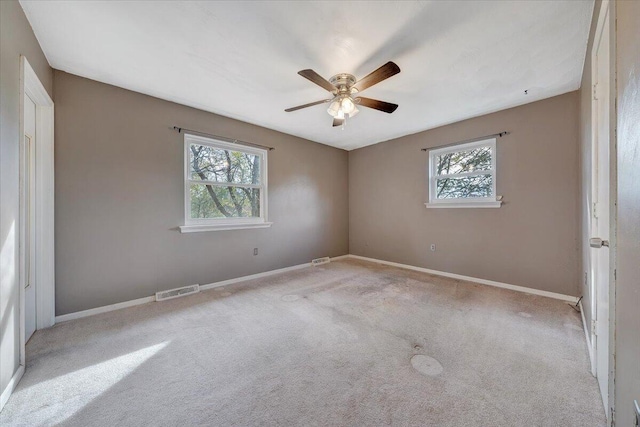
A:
425 201 502 209
179 222 273 233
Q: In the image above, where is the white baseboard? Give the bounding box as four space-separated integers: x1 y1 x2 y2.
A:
54 253 576 323
55 295 156 323
347 254 579 303
0 365 25 411
55 255 349 323
199 261 311 291
579 300 596 376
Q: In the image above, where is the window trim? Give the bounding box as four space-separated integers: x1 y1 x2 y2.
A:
425 138 501 209
180 133 272 233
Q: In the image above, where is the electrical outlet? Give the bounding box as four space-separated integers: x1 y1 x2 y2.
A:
430 244 436 252
253 248 258 256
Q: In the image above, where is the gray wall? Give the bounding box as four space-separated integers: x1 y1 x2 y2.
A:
0 0 53 400
349 92 580 296
613 0 640 424
53 71 349 315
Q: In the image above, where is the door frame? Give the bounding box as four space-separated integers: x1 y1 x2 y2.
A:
588 0 617 422
18 56 55 365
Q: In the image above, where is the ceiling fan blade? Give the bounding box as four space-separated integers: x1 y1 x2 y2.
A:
332 118 344 127
354 61 401 92
285 99 331 112
298 69 336 92
355 97 398 113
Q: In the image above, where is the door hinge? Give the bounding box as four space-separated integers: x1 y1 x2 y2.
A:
592 319 597 335
593 202 599 219
593 83 599 100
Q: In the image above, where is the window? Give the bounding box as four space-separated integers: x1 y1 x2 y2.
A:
426 138 501 208
180 134 271 232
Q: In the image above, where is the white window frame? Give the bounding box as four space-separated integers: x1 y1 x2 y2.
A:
426 138 501 208
179 134 272 233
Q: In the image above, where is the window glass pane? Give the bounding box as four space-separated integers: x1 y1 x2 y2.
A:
436 146 492 175
436 174 493 199
189 143 260 185
190 184 260 219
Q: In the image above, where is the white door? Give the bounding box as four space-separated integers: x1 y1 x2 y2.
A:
590 4 610 412
23 95 37 342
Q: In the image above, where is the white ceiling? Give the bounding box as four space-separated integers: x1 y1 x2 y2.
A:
21 1 593 150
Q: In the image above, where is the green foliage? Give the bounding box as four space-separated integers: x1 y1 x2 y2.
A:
190 145 260 184
190 185 260 219
189 144 261 218
436 146 493 199
436 174 493 199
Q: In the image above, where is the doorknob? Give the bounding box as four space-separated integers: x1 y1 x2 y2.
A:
589 237 610 248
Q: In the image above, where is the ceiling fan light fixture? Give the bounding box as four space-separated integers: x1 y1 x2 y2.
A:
327 95 357 118
341 96 355 114
285 61 400 128
327 98 342 117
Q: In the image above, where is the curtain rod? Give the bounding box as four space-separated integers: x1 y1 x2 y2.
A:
172 126 275 151
420 131 510 152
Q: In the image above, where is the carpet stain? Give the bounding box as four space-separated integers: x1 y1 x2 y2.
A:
281 294 299 302
410 354 443 377
518 312 533 318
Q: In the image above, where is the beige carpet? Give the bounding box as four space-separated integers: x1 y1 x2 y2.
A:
1 259 605 426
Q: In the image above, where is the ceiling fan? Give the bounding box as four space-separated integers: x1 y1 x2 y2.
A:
285 61 401 128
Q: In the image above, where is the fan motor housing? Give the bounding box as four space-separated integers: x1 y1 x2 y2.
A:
329 73 357 94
